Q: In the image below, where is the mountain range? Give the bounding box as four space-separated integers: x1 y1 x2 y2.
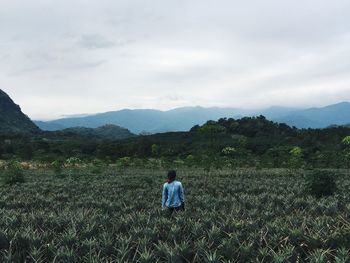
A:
34 102 350 134
1 88 350 135
35 107 243 134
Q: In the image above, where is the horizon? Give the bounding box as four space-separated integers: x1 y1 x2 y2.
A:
1 88 350 121
1 0 350 119
28 99 350 121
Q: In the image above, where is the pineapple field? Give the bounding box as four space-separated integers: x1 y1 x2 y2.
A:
0 167 350 262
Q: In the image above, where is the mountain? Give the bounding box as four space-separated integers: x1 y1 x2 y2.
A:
276 102 350 128
0 89 40 134
53 124 135 140
34 121 66 131
35 107 244 134
35 102 350 133
258 106 300 119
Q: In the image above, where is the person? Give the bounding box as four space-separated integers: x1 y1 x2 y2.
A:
162 170 185 214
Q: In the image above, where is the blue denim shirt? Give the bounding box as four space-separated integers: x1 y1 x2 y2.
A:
162 180 185 208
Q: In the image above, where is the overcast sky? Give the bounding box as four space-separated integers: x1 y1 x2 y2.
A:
1 0 350 120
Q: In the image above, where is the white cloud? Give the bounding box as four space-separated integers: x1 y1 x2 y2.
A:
0 0 350 119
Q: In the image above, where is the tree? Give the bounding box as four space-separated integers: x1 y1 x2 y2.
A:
117 157 132 171
51 159 64 175
151 144 160 157
18 142 33 160
266 146 290 168
289 146 304 169
199 122 226 150
342 136 350 167
222 147 236 169
342 136 350 146
138 137 152 156
2 161 25 185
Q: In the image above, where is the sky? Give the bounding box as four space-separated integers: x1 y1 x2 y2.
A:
1 0 350 120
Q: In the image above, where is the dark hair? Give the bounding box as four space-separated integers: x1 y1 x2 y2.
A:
167 170 177 183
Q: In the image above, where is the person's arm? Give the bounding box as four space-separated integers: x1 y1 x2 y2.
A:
179 183 185 207
162 184 168 209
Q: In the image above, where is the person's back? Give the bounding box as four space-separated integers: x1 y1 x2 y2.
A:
162 170 185 213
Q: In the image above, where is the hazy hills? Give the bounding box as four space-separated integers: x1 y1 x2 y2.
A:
35 107 243 134
35 102 350 134
274 102 350 128
2 87 350 135
0 89 40 134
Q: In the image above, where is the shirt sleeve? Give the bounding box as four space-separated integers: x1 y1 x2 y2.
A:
162 184 168 208
179 183 185 204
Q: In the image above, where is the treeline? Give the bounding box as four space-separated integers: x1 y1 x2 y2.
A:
1 116 350 168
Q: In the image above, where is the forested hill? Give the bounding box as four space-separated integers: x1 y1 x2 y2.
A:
3 115 349 168
43 124 136 140
0 89 40 134
101 116 348 168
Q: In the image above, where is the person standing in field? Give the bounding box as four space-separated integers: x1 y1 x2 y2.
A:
162 170 185 214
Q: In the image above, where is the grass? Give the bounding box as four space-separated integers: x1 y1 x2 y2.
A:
0 167 349 262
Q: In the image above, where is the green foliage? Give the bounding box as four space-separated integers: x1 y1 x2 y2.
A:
201 155 213 174
342 136 350 167
65 157 82 166
2 116 350 169
51 159 64 174
0 232 9 250
289 146 304 168
290 146 302 158
1 161 25 185
0 168 348 261
237 135 248 147
184 155 196 168
199 122 226 149
199 122 226 134
116 157 132 169
151 144 160 157
342 136 350 146
222 147 236 156
305 170 337 198
90 159 105 174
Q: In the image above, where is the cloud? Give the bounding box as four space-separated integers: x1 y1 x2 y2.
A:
0 0 350 119
78 34 115 49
